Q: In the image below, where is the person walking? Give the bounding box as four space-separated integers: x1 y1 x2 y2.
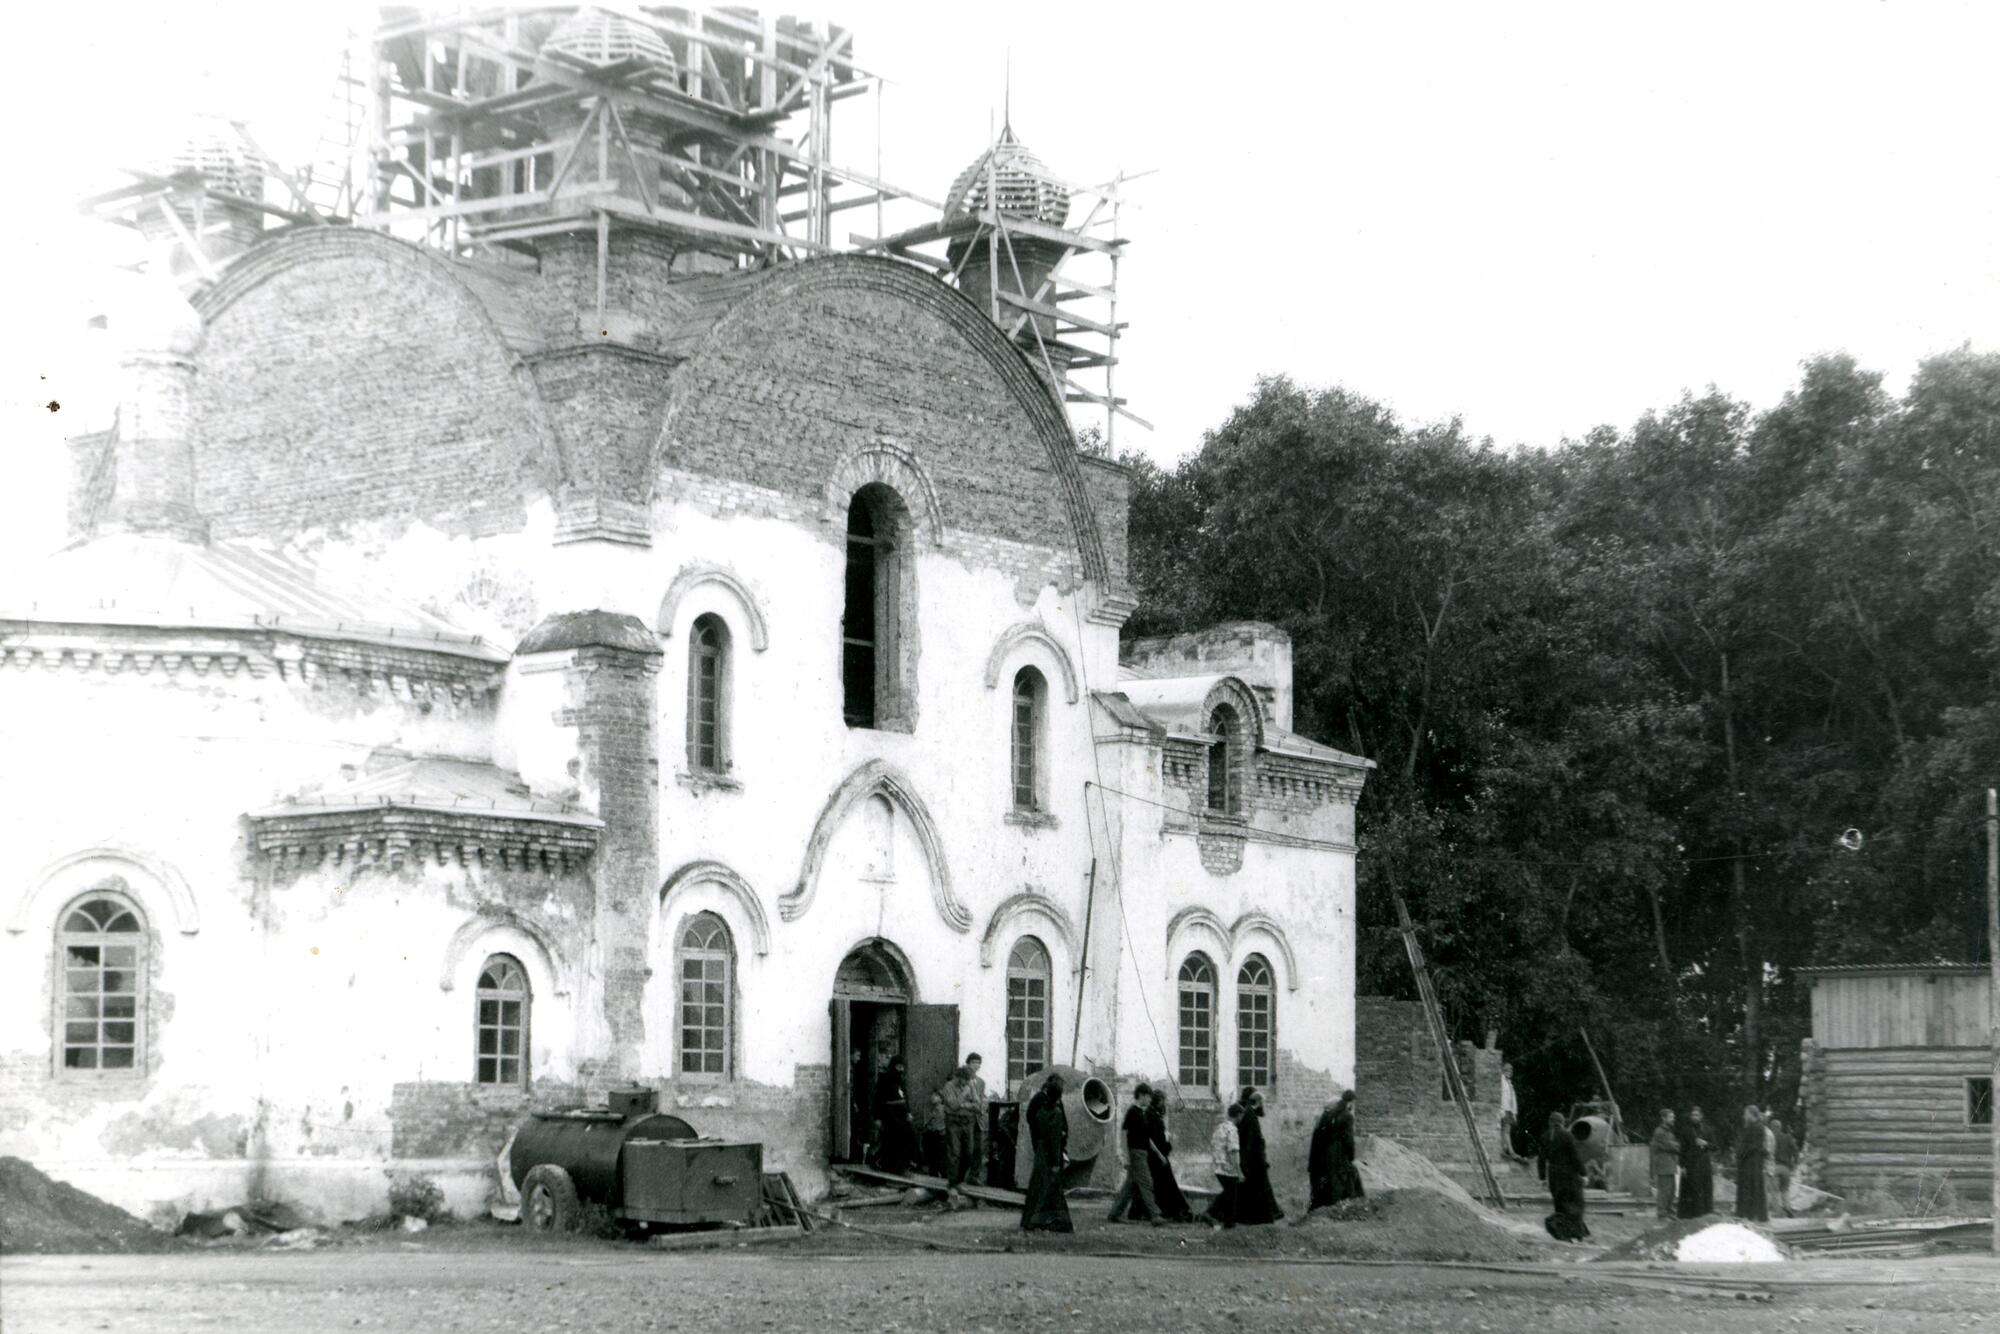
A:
1235 1087 1285 1224
1144 1087 1195 1221
1204 1103 1243 1230
1734 1103 1769 1223
1019 1074 1072 1233
1648 1109 1681 1221
1499 1063 1521 1160
1677 1105 1714 1218
1107 1082 1163 1224
1771 1119 1797 1217
1543 1113 1591 1242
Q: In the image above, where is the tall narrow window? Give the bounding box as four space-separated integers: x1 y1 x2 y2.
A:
1236 954 1275 1092
1005 936 1051 1091
58 892 146 1076
686 614 729 773
677 913 733 1078
1011 667 1046 811
840 484 915 731
1971 1077 1995 1127
1177 953 1215 1091
1207 704 1240 813
842 496 879 727
475 955 530 1086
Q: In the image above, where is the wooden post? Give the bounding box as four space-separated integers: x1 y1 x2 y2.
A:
1987 788 1997 1257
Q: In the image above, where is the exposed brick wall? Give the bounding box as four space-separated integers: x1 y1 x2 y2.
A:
192 233 553 539
388 1080 583 1158
659 262 1101 585
1355 997 1504 1171
1078 455 1131 590
528 345 672 520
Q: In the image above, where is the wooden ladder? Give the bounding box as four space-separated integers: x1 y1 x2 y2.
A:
1392 887 1508 1210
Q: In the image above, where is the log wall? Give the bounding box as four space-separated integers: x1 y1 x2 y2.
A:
1802 1041 1993 1204
1809 972 1989 1049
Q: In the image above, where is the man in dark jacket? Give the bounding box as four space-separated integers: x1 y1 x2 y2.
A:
1106 1083 1162 1224
1648 1109 1680 1220
1771 1119 1797 1217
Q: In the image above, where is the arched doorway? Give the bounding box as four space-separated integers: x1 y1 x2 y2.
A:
830 939 957 1166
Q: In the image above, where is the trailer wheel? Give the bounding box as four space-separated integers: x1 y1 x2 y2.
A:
521 1164 581 1233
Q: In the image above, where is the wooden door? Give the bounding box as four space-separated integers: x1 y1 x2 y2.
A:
830 997 853 1160
904 1003 960 1134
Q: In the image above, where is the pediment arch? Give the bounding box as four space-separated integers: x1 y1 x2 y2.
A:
783 760 969 931
657 563 771 651
12 844 200 936
660 859 772 955
983 621 1080 704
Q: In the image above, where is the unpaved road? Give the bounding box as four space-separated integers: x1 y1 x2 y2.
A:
5 1244 1996 1333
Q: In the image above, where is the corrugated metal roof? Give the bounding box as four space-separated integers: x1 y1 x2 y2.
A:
256 757 601 828
1794 962 1989 978
0 533 506 662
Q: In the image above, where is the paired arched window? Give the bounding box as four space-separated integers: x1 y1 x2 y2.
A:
475 955 530 1086
1010 667 1047 812
58 892 146 1075
841 485 915 731
686 613 730 774
1005 936 1051 1091
677 913 734 1078
1206 704 1241 814
1236 954 1276 1091
1176 953 1216 1091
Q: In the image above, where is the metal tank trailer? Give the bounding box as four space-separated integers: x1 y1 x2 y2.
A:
509 1088 764 1234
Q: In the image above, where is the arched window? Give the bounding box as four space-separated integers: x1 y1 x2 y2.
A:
58 891 146 1075
1010 667 1047 812
1005 936 1051 1091
1236 954 1275 1092
1177 953 1216 1091
1206 704 1240 814
475 954 530 1087
841 485 915 731
686 613 730 774
677 913 733 1078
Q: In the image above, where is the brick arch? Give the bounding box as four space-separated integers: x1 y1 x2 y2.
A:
1230 912 1301 992
654 254 1108 585
660 858 772 955
823 442 945 548
657 562 770 651
979 890 1080 968
983 621 1080 705
439 908 572 998
11 844 200 936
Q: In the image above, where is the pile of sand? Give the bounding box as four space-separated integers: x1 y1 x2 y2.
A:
1599 1216 1790 1264
0 1157 180 1255
1296 1187 1544 1263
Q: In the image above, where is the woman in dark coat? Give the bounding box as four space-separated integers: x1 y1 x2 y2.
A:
872 1056 916 1174
1020 1074 1074 1232
1309 1090 1366 1208
1543 1113 1591 1242
1677 1105 1715 1218
1734 1105 1769 1223
1234 1087 1285 1224
1144 1092 1196 1222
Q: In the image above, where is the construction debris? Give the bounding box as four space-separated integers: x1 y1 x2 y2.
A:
835 1164 1028 1209
0 1156 180 1255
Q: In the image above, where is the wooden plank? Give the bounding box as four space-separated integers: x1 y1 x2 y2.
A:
647 1225 806 1251
835 1164 1027 1208
996 290 1119 337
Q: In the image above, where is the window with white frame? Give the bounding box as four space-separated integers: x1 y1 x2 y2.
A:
677 913 733 1078
1005 936 1051 1091
1236 953 1275 1092
475 954 530 1086
1177 953 1215 1092
58 892 146 1076
686 613 730 773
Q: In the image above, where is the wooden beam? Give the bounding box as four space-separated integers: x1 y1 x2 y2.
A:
997 290 1119 338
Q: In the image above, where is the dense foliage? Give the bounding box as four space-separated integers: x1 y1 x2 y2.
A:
1121 351 2000 1135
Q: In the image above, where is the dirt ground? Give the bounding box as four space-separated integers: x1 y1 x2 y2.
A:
6 1206 1998 1334
6 1239 1996 1334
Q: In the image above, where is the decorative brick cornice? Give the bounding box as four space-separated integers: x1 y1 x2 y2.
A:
252 805 599 874
0 623 504 704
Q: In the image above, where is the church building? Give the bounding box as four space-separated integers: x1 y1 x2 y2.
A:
0 7 1369 1222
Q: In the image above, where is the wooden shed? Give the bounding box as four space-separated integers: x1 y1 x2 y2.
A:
1798 964 1994 1207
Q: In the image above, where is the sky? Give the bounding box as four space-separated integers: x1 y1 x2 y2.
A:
6 1 1998 561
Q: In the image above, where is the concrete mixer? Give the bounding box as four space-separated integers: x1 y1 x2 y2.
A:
1011 1067 1116 1189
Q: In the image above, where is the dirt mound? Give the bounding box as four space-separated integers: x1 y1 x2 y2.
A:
0 1156 181 1255
1597 1216 1790 1263
1295 1187 1544 1263
1354 1135 1484 1208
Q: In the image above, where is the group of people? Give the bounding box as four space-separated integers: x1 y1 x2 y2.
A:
1532 1099 1801 1243
1648 1103 1797 1224
865 1051 990 1200
1020 1081 1365 1234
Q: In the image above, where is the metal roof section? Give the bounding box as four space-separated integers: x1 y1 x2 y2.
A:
255 756 601 828
0 533 506 662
